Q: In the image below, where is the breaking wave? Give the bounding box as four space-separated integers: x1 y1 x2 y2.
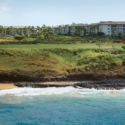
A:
0 87 125 96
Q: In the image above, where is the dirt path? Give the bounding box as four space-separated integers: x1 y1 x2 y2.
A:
0 39 14 42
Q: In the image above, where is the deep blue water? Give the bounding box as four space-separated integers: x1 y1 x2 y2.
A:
0 88 125 125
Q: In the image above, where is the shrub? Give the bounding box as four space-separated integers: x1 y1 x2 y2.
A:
14 36 24 40
122 46 125 50
122 33 125 40
97 32 105 36
114 40 121 43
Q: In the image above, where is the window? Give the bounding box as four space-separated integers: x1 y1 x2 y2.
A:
108 25 110 26
111 25 117 27
108 31 110 33
108 28 110 30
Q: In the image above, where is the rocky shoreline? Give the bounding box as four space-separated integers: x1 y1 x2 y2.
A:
12 80 125 90
0 70 125 90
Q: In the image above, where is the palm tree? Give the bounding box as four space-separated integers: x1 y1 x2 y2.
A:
81 25 86 36
42 24 46 29
42 24 47 35
36 26 41 33
27 26 31 33
95 25 99 33
90 25 94 35
47 26 52 33
9 26 13 35
93 25 97 35
39 27 43 34
74 26 81 36
31 26 35 33
13 28 17 35
111 29 118 48
0 26 3 36
63 25 68 35
57 25 62 34
16 28 21 35
68 26 72 36
20 28 23 35
2 28 6 36
23 26 28 34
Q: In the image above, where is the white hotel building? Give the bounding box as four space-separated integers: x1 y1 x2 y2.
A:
1 21 125 36
52 21 125 36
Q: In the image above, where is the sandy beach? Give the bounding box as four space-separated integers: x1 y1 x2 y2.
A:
0 84 20 90
0 82 80 90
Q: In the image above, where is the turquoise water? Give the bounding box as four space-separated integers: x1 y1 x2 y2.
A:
0 87 125 125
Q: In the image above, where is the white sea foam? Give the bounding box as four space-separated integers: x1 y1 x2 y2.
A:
0 87 125 96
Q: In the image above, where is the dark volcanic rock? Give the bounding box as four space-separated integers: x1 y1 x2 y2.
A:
14 82 70 88
75 80 125 90
13 80 125 90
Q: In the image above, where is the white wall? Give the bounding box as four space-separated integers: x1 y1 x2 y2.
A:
101 25 111 36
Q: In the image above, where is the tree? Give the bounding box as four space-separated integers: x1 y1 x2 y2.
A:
63 25 68 35
8 26 14 35
47 26 52 34
23 26 28 34
90 25 94 35
31 26 35 33
74 26 81 36
42 24 46 29
81 25 86 36
111 29 118 48
122 46 125 50
13 28 17 35
95 25 99 33
36 26 41 33
57 25 62 34
70 26 74 36
2 28 6 35
20 28 24 35
122 33 125 40
96 41 102 49
0 26 3 36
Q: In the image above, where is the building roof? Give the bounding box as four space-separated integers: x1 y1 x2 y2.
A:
52 24 88 28
103 48 118 52
99 21 125 25
87 23 99 27
2 26 32 28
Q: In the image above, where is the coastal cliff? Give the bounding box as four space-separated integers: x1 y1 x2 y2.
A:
0 48 125 89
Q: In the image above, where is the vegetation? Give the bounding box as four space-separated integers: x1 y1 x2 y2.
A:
0 48 124 75
0 35 114 45
0 25 125 79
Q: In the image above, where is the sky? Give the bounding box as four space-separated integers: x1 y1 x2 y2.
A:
0 0 125 27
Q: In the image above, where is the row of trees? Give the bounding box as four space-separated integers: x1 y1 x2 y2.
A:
55 24 99 36
0 25 53 36
0 24 122 37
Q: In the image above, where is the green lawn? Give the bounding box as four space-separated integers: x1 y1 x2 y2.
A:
0 43 124 49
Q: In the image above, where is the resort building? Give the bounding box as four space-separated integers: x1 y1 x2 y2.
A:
98 21 125 36
52 21 125 36
0 26 38 35
0 21 125 36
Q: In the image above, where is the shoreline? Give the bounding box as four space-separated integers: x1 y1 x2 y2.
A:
0 81 82 90
0 83 20 90
0 79 125 90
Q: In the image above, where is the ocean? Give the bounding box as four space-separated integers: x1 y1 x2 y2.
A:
0 87 125 125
